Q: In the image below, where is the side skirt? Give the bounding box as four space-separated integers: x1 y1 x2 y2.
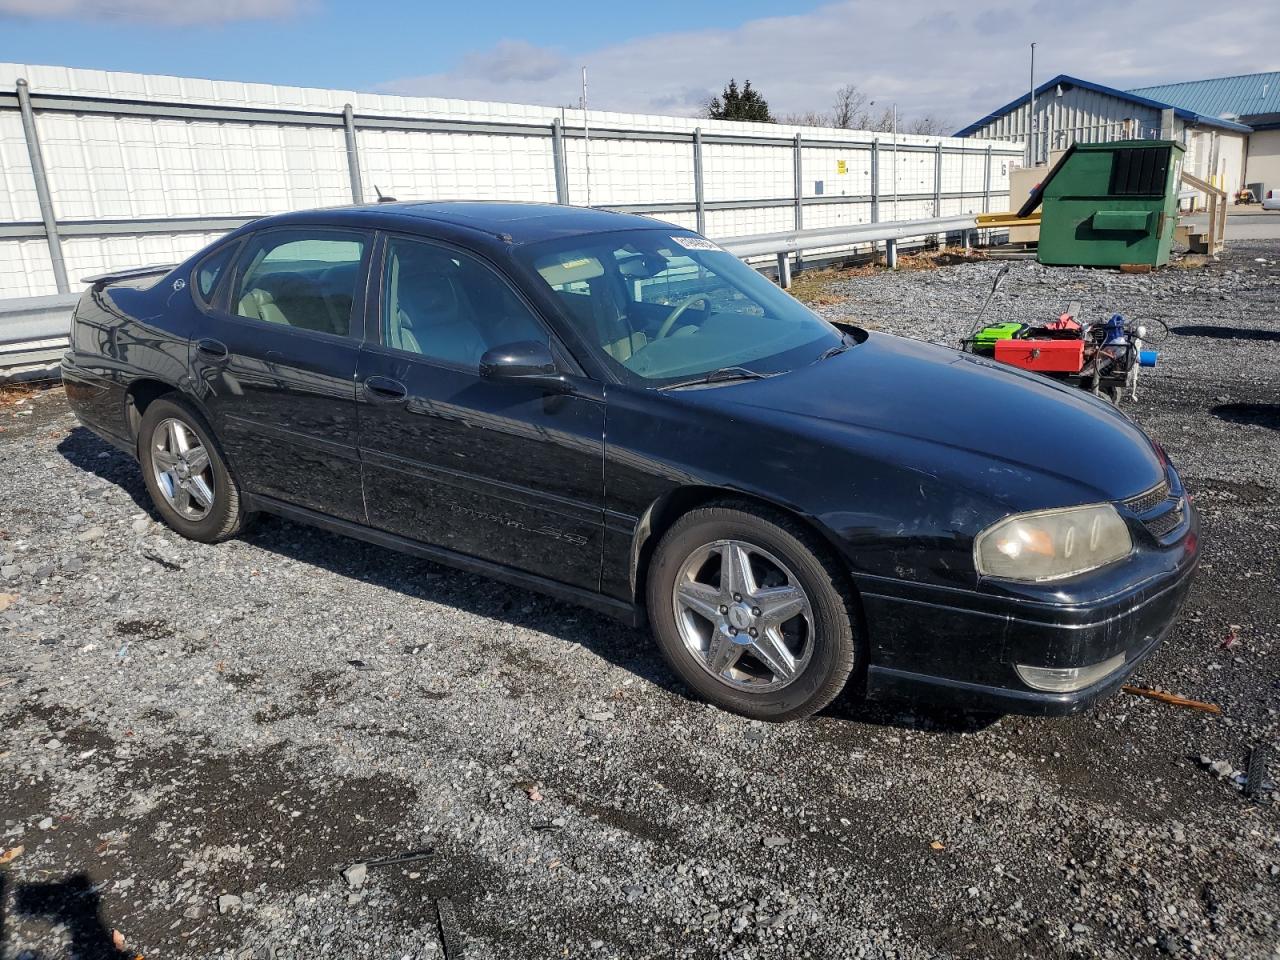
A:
242 493 643 627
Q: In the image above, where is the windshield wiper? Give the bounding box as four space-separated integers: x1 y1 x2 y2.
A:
812 336 852 364
658 366 773 391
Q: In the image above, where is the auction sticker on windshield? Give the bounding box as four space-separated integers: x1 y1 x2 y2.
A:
672 236 722 252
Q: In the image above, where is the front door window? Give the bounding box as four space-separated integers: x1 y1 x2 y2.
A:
381 236 547 367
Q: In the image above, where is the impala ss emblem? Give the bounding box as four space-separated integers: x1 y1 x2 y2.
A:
441 499 588 546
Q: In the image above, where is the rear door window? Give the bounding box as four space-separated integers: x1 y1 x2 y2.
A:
232 230 368 338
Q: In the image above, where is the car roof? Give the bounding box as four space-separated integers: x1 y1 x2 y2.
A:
250 201 679 246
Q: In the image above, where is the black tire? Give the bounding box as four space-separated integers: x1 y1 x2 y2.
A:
136 396 247 543
645 502 859 721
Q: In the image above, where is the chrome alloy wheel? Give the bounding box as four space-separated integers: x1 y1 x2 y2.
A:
672 539 815 691
150 417 214 521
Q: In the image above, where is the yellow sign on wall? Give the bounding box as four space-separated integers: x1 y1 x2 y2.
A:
836 160 847 175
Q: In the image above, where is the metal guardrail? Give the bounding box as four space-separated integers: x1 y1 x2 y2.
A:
0 212 1001 378
0 292 77 381
720 214 992 284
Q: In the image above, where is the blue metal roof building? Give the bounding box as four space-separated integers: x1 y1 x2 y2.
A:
955 74 1254 140
955 73 1277 202
1129 72 1280 130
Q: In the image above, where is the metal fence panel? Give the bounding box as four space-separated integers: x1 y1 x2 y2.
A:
0 61 1023 301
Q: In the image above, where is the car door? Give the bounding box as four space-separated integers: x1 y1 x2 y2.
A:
189 226 372 522
355 232 605 591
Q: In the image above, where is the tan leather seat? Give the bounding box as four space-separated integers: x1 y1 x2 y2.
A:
238 288 288 325
603 331 648 361
388 249 486 365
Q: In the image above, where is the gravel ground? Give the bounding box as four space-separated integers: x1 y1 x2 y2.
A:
2 243 1278 960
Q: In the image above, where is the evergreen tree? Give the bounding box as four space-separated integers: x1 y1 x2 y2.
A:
707 79 773 123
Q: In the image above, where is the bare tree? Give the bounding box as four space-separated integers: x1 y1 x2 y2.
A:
831 84 870 129
867 106 897 133
782 83 952 135
905 114 953 136
779 109 832 126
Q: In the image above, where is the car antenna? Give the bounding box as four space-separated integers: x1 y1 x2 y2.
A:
965 262 1011 345
373 185 398 203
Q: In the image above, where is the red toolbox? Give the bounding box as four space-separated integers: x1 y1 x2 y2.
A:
994 338 1085 373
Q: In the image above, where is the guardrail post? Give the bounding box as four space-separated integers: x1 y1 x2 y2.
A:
552 118 569 205
776 252 792 288
885 239 898 269
342 104 364 204
16 79 69 295
693 128 706 235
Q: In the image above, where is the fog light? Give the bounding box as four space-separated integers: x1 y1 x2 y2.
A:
1015 653 1126 693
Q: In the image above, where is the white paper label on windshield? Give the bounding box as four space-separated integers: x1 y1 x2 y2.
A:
671 235 722 252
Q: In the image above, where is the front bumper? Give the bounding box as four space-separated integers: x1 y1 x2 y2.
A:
859 505 1199 716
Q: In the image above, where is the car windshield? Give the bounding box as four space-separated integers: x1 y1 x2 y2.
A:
516 230 846 386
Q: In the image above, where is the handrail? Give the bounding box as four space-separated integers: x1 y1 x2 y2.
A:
1180 170 1227 255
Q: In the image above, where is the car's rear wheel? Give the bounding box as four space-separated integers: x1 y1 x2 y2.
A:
646 503 859 721
137 397 246 543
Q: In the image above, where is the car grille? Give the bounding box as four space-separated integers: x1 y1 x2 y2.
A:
1142 502 1185 539
1124 480 1170 516
1122 479 1185 540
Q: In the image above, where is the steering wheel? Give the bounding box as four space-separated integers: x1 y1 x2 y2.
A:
655 294 711 340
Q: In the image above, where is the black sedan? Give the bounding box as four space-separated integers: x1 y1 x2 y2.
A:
62 202 1198 721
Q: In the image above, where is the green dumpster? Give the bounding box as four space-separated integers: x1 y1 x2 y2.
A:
1017 140 1185 268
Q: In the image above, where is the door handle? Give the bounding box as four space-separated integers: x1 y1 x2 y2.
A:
195 338 229 361
363 376 408 403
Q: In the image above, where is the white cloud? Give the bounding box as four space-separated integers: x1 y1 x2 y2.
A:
454 39 568 84
0 0 305 25
380 0 1280 131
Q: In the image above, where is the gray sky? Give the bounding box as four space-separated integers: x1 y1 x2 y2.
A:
380 0 1280 129
3 0 1277 131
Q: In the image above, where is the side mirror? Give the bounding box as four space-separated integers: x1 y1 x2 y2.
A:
478 341 569 392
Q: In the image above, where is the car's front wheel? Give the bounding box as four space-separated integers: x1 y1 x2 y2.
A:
646 503 859 721
137 396 247 543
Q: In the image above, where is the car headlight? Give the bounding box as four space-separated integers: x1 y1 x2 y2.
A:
974 504 1133 582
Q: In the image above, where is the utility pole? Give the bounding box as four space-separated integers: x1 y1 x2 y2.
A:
1028 42 1037 166
580 66 592 206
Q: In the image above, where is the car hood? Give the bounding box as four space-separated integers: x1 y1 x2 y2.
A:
686 331 1166 508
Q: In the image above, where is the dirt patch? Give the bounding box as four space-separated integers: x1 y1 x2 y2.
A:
1189 476 1275 506
252 669 344 723
0 734 419 960
114 618 174 641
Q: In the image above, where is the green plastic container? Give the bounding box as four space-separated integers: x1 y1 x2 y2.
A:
1023 140 1185 268
973 322 1026 350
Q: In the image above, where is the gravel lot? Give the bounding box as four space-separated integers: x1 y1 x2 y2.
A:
2 243 1278 960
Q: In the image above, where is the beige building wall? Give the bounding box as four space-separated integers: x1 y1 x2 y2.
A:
1183 127 1248 205
1216 132 1247 198
1245 130 1280 200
